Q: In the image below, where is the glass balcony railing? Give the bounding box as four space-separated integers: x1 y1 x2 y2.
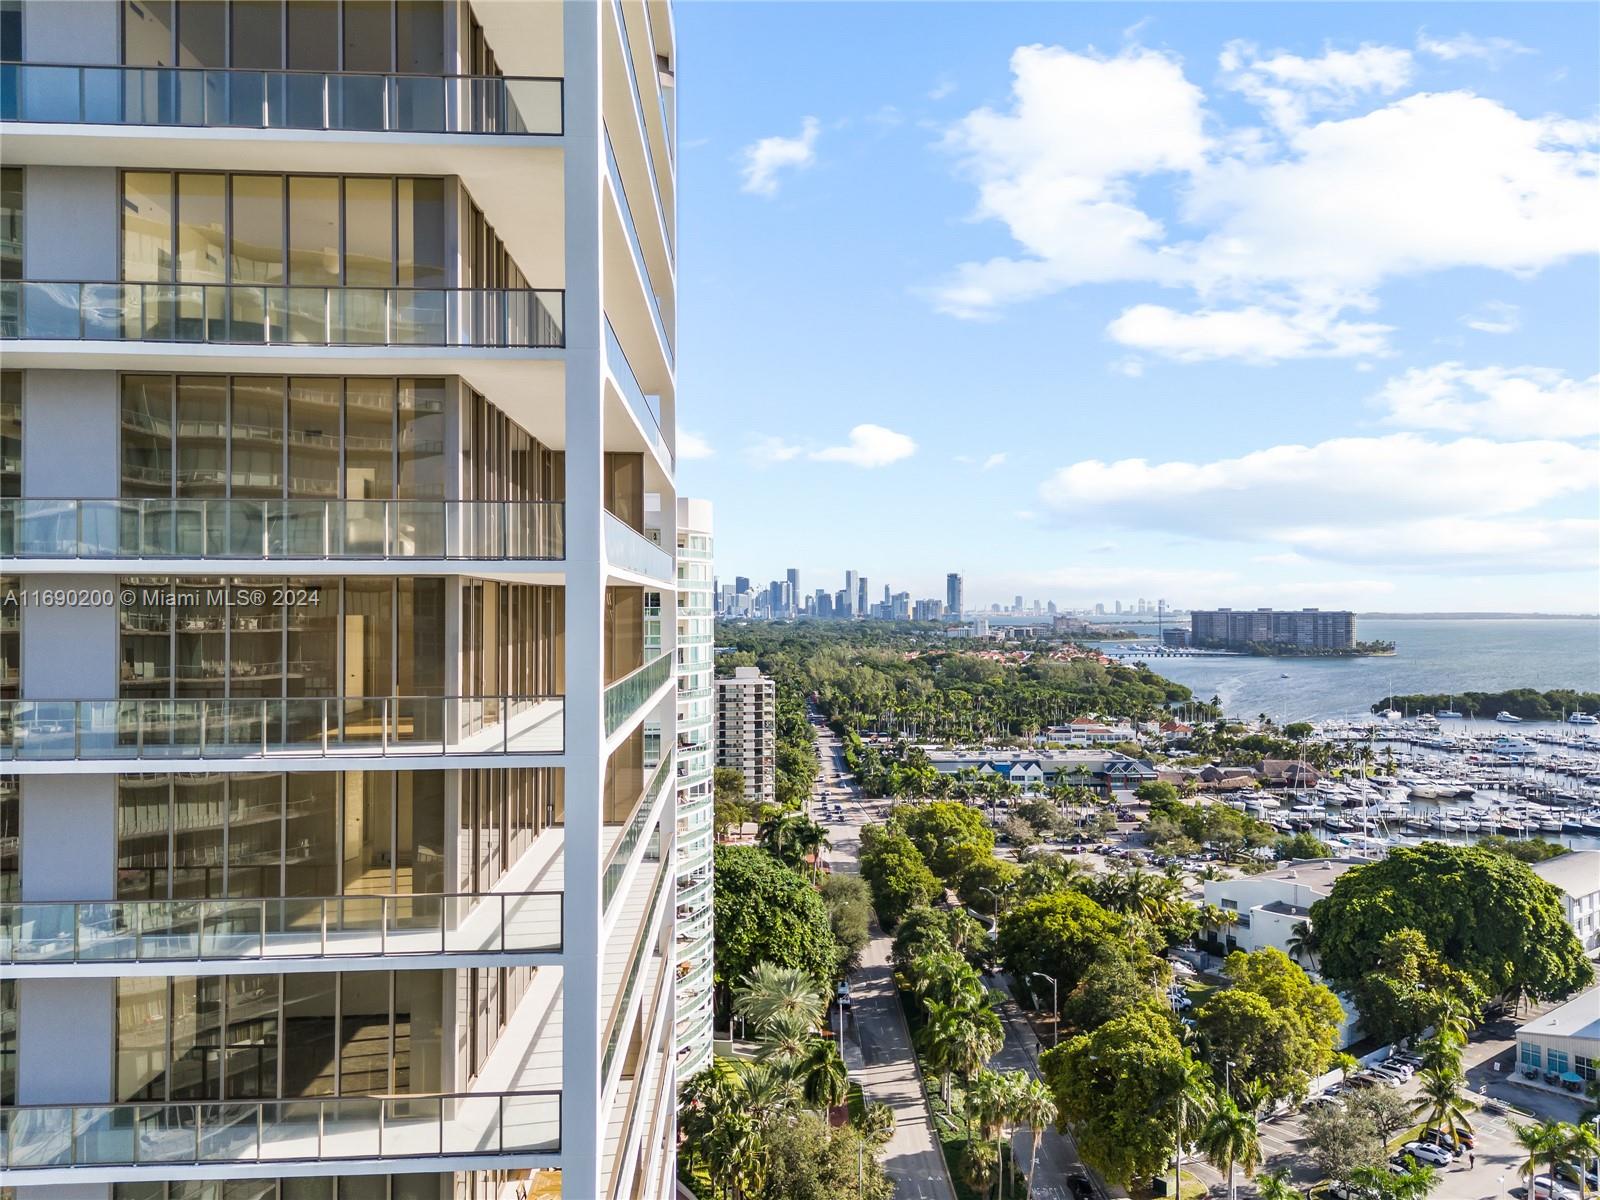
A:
2 891 563 965
0 498 565 561
603 511 673 581
0 1090 561 1171
604 127 673 365
603 653 671 737
603 757 674 910
0 63 562 134
603 317 671 468
0 282 564 348
0 695 564 761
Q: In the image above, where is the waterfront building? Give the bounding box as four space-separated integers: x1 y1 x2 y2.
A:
923 749 1156 800
1162 627 1189 648
1533 851 1600 958
1516 985 1599 1091
946 572 964 618
0 2 682 1196
674 499 714 1080
1189 608 1357 652
715 666 775 808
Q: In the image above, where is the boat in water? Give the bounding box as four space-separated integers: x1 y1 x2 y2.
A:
1437 710 1464 719
1569 712 1599 726
1495 712 1524 723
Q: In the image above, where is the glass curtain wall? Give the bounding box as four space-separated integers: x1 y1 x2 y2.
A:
462 385 564 504
113 1180 452 1200
458 768 563 895
114 970 446 1101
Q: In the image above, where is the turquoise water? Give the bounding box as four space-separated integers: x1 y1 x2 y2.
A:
1107 618 1600 722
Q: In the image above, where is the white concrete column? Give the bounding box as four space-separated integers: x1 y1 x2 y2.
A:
560 1 608 1193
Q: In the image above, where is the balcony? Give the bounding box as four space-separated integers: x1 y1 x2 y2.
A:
603 756 674 911
603 511 672 583
3 890 562 974
604 317 672 471
0 1090 560 1176
0 63 562 135
603 653 671 737
0 499 564 564
0 282 564 348
0 694 564 766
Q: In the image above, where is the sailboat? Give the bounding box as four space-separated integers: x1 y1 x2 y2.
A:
1436 695 1463 719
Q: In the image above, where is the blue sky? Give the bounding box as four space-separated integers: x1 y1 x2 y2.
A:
671 2 1599 613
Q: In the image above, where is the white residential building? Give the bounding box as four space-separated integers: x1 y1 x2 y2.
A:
1516 984 1599 1090
715 666 775 808
673 498 714 1080
0 2 682 1197
1533 851 1600 958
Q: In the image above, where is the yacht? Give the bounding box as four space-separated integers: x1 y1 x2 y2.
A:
1437 709 1464 719
1495 712 1524 723
1569 712 1599 726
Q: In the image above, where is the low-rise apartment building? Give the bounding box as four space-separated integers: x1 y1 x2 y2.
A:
1533 851 1600 958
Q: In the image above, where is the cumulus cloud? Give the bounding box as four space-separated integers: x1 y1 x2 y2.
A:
1417 31 1535 65
1220 41 1414 131
1107 303 1392 362
739 117 820 197
982 452 1008 470
809 424 917 468
929 43 1600 361
1461 301 1521 334
1372 363 1600 439
677 431 714 460
1037 434 1599 571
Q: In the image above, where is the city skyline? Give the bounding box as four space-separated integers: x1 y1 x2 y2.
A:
674 2 1599 613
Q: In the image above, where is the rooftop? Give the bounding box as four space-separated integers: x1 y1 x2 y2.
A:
1518 985 1600 1044
1532 851 1600 898
1252 858 1365 885
1259 899 1312 918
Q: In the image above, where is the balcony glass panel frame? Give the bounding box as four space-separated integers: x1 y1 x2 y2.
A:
603 653 670 738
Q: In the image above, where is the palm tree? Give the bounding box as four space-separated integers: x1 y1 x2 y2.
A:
1255 1168 1296 1200
754 1010 814 1065
1411 1066 1475 1145
1286 921 1316 967
1563 1123 1600 1200
732 961 826 1036
1198 1092 1261 1200
797 1035 850 1109
1514 1120 1567 1195
856 1100 896 1148
1164 1056 1216 1200
1417 1032 1463 1078
1014 1074 1058 1183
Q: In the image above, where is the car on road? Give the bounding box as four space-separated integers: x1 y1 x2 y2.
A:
1399 1141 1453 1167
1065 1173 1095 1200
1532 1176 1581 1200
1301 1095 1340 1112
836 982 852 1011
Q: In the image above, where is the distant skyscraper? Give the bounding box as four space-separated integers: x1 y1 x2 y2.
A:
1115 600 1123 614
817 591 833 619
946 573 964 617
1095 603 1106 615
1014 594 1023 612
1047 601 1057 614
735 575 750 596
843 570 858 617
857 576 869 618
787 567 799 601
835 588 849 616
883 583 891 604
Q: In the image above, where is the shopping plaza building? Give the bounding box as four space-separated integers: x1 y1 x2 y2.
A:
0 1 688 1197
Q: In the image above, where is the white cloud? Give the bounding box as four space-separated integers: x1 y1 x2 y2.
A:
1220 41 1414 131
928 76 957 101
739 117 820 197
1110 358 1146 378
744 436 805 465
1461 300 1520 334
809 424 917 468
677 431 714 460
1417 32 1535 65
982 452 1008 470
1372 362 1600 439
929 44 1600 361
1037 434 1599 571
1107 303 1392 362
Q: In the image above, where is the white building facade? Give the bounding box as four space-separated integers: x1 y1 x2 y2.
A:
672 498 713 1080
1533 851 1600 958
714 667 774 809
0 2 682 1197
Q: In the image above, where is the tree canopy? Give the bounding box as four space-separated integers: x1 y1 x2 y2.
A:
997 891 1134 1003
1196 948 1344 1103
713 845 840 992
1309 844 1592 1013
858 825 940 930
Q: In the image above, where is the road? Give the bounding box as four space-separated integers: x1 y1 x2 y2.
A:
988 977 1122 1200
811 714 959 1200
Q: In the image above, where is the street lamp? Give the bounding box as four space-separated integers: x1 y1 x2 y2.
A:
1030 971 1059 1050
979 885 1003 932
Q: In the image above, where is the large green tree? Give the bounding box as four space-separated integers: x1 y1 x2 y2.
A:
997 890 1132 1003
713 845 839 993
859 825 940 930
1347 928 1485 1045
1195 948 1344 1103
761 1110 895 1200
892 800 996 881
1310 844 1593 1011
1040 1006 1203 1187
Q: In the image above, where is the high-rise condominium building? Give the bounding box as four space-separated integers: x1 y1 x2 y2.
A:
946 572 964 618
1189 608 1357 651
0 3 682 1198
842 570 857 619
715 667 775 808
673 499 714 1080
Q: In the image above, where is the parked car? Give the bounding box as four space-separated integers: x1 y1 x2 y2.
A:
1065 1174 1096 1200
1400 1141 1454 1168
1532 1176 1580 1200
1557 1162 1600 1192
1328 1183 1381 1200
1423 1127 1474 1150
1366 1063 1409 1082
1302 1096 1340 1113
836 982 852 1011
